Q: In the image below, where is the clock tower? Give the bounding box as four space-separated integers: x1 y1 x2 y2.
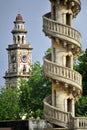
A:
4 14 33 88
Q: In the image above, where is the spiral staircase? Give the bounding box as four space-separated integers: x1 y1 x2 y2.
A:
43 0 87 130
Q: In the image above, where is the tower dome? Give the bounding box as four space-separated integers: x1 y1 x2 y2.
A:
15 14 24 23
12 13 27 37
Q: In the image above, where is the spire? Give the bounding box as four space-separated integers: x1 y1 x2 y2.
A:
11 14 27 44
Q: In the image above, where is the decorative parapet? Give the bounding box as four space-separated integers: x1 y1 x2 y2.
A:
44 96 70 128
44 57 82 91
43 13 81 48
73 117 87 129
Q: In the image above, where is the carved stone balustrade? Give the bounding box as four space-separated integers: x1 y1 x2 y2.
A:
43 13 81 49
73 117 87 129
44 96 70 128
44 96 87 130
44 58 82 92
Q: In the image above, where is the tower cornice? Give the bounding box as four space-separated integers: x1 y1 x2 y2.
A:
6 44 33 51
11 29 27 34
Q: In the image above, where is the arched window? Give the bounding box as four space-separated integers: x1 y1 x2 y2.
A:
53 48 56 62
23 65 26 74
22 36 24 43
13 36 16 43
66 13 71 26
13 64 16 72
54 90 56 107
67 98 72 112
18 25 20 29
66 55 71 68
18 36 20 42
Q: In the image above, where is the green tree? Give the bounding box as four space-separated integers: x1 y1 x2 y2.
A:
0 87 20 120
0 61 51 120
75 96 87 117
75 49 87 116
74 49 87 96
19 61 51 119
45 48 51 56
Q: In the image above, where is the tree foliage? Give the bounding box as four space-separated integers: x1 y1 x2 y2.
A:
75 49 87 116
19 61 51 119
0 87 20 120
45 48 52 56
0 61 51 120
75 96 87 117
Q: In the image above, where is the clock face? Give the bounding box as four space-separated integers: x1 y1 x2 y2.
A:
22 55 27 62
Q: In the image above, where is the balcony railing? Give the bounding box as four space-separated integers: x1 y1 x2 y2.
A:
44 57 82 91
43 14 81 48
73 117 87 129
44 96 87 130
44 96 70 128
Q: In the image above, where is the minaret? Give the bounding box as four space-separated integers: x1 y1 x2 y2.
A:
4 14 32 88
43 0 83 129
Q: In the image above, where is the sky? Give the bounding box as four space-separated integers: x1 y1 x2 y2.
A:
0 0 87 86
